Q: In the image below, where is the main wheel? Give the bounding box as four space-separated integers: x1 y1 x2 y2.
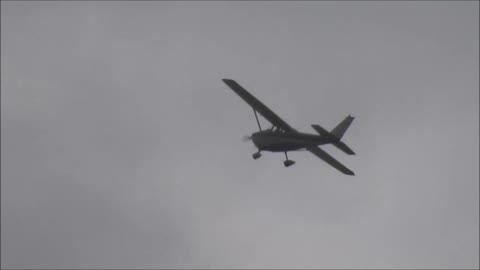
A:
283 160 295 167
252 152 261 159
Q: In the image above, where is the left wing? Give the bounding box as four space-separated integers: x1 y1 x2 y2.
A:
306 146 355 175
222 79 294 132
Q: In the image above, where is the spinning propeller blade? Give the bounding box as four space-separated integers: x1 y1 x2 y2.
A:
242 135 252 142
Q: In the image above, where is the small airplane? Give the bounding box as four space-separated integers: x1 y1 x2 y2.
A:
222 79 356 175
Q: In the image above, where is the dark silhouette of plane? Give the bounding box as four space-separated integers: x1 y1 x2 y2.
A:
222 79 355 175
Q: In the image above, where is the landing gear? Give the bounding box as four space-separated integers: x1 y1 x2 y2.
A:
252 151 262 160
283 152 295 167
284 160 295 167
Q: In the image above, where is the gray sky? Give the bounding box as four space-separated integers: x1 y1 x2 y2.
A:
1 1 478 269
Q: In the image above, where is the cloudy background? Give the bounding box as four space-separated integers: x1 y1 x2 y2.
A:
1 1 478 269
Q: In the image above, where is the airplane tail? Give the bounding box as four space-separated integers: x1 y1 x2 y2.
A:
331 115 354 140
311 115 355 155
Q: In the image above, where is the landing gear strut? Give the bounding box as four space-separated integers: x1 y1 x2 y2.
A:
283 152 295 167
252 151 261 160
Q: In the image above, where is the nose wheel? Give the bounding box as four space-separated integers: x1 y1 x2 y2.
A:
283 152 295 167
252 151 262 160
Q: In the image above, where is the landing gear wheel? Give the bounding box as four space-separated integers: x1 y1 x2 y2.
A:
252 152 261 160
283 160 295 167
283 151 295 167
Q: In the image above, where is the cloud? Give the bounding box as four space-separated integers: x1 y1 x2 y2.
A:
2 1 478 268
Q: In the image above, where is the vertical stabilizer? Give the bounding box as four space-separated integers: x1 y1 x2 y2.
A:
331 115 354 140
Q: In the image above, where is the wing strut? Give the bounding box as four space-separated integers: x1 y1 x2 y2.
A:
253 108 262 131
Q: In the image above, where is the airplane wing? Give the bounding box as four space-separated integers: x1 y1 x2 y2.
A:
222 79 294 132
306 146 355 175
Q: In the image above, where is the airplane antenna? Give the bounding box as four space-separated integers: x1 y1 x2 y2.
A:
253 108 262 131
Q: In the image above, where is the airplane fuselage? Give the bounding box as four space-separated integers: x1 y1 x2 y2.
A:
251 130 332 152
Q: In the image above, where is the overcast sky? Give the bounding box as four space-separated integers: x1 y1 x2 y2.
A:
1 1 478 269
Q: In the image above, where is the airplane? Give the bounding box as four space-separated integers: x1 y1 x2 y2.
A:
222 79 356 175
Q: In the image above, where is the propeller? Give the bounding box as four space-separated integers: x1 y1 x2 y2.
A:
242 135 252 142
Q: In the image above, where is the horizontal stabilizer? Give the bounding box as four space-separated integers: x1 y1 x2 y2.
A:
311 124 336 141
333 141 355 155
311 124 355 155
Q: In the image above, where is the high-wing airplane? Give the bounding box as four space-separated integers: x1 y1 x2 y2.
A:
222 79 356 175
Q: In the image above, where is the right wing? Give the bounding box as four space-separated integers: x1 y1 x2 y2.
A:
306 146 355 175
222 79 294 132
